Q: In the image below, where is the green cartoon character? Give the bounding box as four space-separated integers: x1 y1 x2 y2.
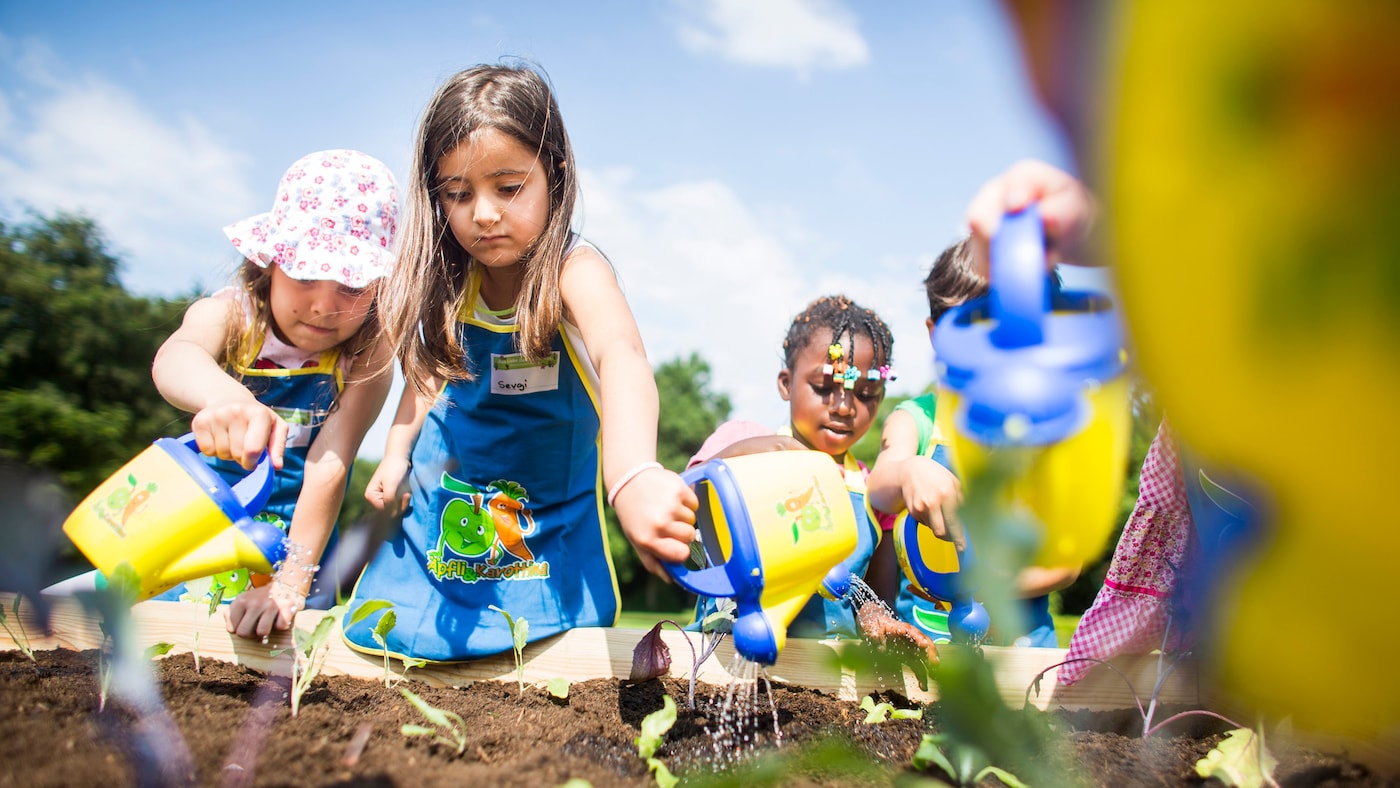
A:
431 473 498 567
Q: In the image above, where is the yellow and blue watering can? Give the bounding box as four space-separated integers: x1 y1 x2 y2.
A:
892 510 990 644
59 433 287 601
933 203 1132 571
665 450 859 665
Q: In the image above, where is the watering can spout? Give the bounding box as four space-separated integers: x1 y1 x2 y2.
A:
817 562 852 602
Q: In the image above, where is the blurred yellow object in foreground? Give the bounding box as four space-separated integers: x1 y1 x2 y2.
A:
1107 2 1400 738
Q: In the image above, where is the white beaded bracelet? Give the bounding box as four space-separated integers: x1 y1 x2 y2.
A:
606 461 664 508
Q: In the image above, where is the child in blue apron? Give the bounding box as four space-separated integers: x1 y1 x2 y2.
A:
150 149 400 639
685 295 897 640
345 65 696 661
866 236 1079 647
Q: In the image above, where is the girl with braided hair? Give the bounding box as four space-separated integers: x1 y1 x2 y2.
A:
686 294 897 639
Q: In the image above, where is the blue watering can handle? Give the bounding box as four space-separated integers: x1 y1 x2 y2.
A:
661 462 739 598
989 202 1047 348
177 433 274 517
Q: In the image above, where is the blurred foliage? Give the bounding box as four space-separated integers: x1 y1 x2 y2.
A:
0 212 192 496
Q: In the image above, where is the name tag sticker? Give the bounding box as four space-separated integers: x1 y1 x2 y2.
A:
490 352 561 395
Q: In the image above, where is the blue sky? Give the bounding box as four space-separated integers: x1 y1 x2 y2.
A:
0 0 1077 457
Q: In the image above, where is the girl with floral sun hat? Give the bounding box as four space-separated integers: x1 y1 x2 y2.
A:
150 149 400 640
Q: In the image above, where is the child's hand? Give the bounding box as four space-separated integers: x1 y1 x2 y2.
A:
611 467 698 579
902 456 965 551
191 399 289 471
965 158 1097 274
225 582 299 639
365 456 412 514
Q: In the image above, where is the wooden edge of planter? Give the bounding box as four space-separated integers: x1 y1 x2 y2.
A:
1 592 1193 712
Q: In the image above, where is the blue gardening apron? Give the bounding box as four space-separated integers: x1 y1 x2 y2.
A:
342 271 620 661
155 340 346 607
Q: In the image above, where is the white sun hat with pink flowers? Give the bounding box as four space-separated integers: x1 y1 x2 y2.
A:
223 149 399 288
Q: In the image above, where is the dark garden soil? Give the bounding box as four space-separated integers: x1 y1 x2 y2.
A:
1 648 1394 788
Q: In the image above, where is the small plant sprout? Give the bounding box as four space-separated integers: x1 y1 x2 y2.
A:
858 694 922 724
274 603 348 717
546 678 570 699
629 599 733 710
488 604 528 694
399 687 467 755
635 694 678 788
145 642 175 660
346 599 396 687
0 594 36 662
177 576 223 673
913 733 1029 788
1195 726 1279 788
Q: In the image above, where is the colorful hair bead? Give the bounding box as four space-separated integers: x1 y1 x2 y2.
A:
828 343 844 361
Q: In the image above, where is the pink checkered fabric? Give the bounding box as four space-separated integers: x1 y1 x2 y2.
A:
1060 420 1196 685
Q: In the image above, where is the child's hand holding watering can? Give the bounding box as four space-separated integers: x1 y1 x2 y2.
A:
151 296 292 472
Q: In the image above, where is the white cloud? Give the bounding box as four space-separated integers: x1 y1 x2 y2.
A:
0 36 258 295
672 0 869 77
577 166 932 434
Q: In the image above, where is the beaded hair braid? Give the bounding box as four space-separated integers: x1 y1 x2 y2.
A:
782 295 895 378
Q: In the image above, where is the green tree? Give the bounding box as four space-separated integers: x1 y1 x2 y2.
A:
610 353 731 612
0 212 190 495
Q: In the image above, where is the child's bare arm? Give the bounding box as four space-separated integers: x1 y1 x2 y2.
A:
867 409 963 549
152 296 289 469
364 378 436 514
226 341 394 638
562 246 697 578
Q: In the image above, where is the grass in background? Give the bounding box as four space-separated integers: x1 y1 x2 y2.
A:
616 609 693 631
1053 614 1080 649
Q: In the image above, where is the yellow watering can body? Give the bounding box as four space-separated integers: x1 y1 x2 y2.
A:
892 509 990 644
666 450 859 664
61 433 286 601
933 204 1132 571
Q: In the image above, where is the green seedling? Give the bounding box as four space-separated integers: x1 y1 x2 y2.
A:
488 604 528 694
177 576 223 673
400 687 467 755
630 598 733 709
274 603 348 717
635 694 678 788
858 694 922 724
546 677 570 699
913 733 1029 788
146 642 175 660
1195 727 1279 788
346 599 396 687
0 595 36 662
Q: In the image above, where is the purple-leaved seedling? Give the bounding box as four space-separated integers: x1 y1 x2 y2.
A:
630 597 734 710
